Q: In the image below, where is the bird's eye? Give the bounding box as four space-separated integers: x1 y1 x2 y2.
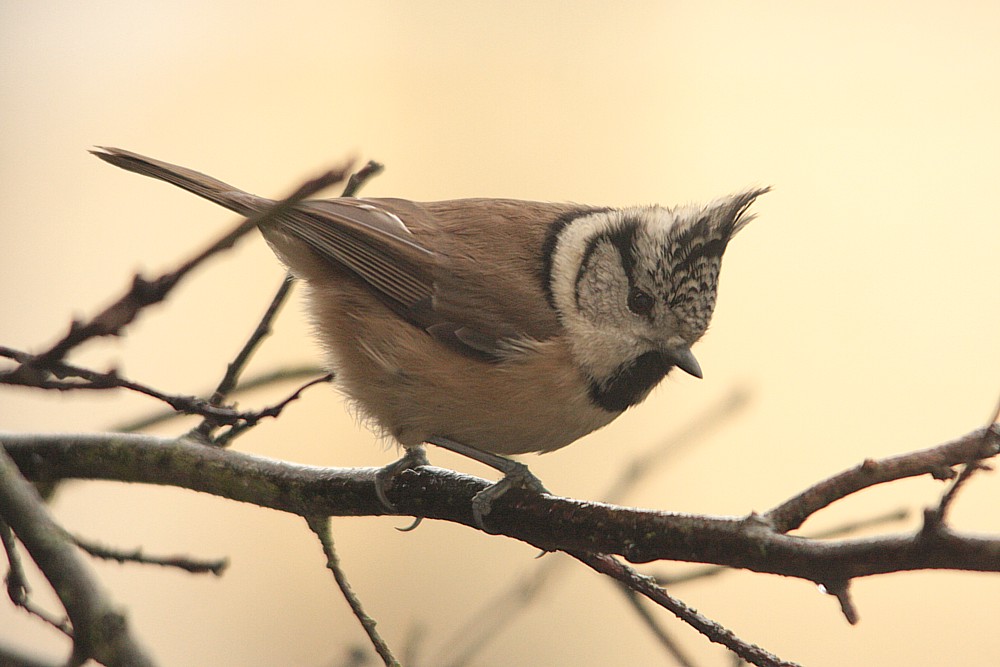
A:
627 287 655 317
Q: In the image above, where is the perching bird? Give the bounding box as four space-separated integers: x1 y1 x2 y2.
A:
92 147 767 525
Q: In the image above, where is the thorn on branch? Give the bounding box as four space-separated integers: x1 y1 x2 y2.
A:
820 580 859 625
1 520 28 605
929 465 957 481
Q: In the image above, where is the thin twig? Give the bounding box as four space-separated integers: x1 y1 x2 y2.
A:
1 521 73 636
305 516 400 667
193 273 298 442
197 157 382 439
618 586 698 667
572 552 799 667
111 364 327 433
5 163 349 377
824 580 859 625
930 394 1000 524
194 274 297 439
764 424 1000 533
210 373 333 446
0 346 248 421
0 345 332 435
70 533 228 575
2 518 27 605
342 160 385 198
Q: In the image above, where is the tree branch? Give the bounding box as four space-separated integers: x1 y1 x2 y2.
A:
764 424 999 533
3 427 997 587
574 552 799 667
306 516 400 667
0 446 155 667
0 162 351 378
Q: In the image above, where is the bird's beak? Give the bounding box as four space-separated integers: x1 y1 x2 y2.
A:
667 346 703 379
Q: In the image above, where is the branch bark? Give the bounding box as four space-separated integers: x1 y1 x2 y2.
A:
3 426 998 588
0 446 155 667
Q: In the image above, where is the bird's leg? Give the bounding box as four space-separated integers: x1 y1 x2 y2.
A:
425 436 548 532
374 444 430 513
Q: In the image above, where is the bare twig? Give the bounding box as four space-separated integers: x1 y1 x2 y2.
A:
822 580 859 625
2 521 73 636
1 163 350 380
342 160 385 198
928 394 1000 525
573 552 799 667
209 372 333 447
656 507 909 586
0 345 250 421
196 157 382 439
618 586 698 667
193 274 297 440
111 364 327 433
69 533 228 576
3 426 998 667
2 519 27 605
0 345 331 434
305 516 400 667
764 424 1000 533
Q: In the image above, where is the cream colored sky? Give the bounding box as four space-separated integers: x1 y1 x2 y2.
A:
2 2 999 666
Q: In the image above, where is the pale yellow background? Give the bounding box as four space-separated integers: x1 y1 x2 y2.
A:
2 2 999 666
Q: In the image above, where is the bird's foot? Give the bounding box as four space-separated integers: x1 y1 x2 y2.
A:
374 445 429 529
425 436 548 533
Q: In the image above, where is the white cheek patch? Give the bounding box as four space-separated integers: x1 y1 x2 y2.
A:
549 210 625 321
549 209 666 380
575 241 627 322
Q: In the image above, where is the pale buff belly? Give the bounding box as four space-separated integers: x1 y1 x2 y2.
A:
306 283 621 456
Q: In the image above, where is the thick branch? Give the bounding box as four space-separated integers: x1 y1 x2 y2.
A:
3 429 998 588
0 447 155 667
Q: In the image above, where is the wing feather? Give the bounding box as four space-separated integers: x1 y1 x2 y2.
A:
90 147 576 359
271 200 438 317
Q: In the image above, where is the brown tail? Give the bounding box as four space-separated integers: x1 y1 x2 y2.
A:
91 147 269 216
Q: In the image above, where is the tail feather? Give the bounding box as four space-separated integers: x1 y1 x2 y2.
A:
90 147 267 216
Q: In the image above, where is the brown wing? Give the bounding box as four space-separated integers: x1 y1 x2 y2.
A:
278 199 437 315
283 197 586 357
367 198 592 353
91 147 580 357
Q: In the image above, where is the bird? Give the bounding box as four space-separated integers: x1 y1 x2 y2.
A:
92 147 767 527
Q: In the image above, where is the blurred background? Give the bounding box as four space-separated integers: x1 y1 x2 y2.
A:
2 2 999 665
